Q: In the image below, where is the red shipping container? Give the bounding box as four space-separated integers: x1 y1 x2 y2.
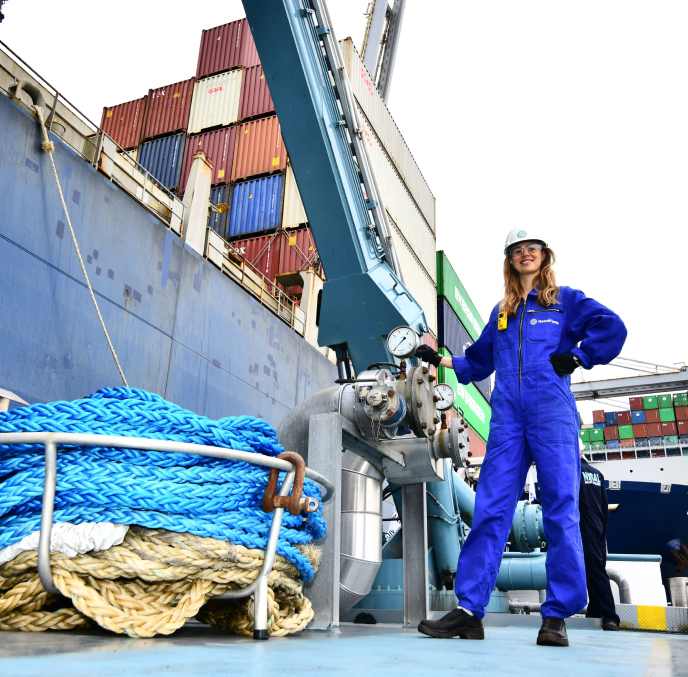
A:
662 421 677 436
620 439 635 449
142 78 194 141
632 423 647 438
592 410 605 424
675 406 688 421
196 18 260 79
228 232 280 281
604 426 619 441
231 115 287 181
278 228 319 277
180 127 237 192
616 411 632 425
678 420 688 435
100 96 147 150
629 397 644 411
645 409 660 423
238 65 275 121
646 423 662 437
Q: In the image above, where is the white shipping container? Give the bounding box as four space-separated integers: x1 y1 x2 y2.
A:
389 214 438 336
340 38 436 233
282 164 307 228
188 70 243 135
359 107 436 283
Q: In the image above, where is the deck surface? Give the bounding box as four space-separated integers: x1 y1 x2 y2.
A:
0 622 686 676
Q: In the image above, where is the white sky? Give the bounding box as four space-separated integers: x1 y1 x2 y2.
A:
2 1 686 422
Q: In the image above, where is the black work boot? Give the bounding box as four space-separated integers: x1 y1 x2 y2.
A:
418 608 484 640
537 617 569 646
602 618 619 631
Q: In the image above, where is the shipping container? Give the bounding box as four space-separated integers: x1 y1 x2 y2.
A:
437 298 472 357
278 227 318 277
138 133 186 191
593 422 605 428
676 405 688 421
678 421 688 435
100 96 147 150
592 410 605 424
631 410 645 424
659 408 676 422
644 395 658 409
604 425 619 441
649 436 663 447
208 184 230 237
605 411 617 426
664 435 679 446
605 440 620 450
339 38 436 233
238 64 275 121
282 165 308 229
636 437 649 448
620 439 635 449
662 421 677 436
658 394 673 408
579 429 590 442
645 409 660 424
633 423 647 438
188 70 243 134
226 174 283 238
180 126 236 191
629 397 644 411
142 78 194 141
674 393 688 407
618 424 633 439
646 422 662 437
616 411 632 425
231 115 287 181
359 109 436 281
228 232 281 281
195 18 260 79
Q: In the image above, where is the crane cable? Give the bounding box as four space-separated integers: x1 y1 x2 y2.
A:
33 105 128 387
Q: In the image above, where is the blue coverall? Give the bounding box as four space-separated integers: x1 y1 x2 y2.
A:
452 286 627 618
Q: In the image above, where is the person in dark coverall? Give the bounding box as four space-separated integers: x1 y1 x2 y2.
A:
579 446 621 631
414 229 627 646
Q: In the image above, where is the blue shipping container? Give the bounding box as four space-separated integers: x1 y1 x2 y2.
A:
594 422 606 428
605 440 620 450
138 133 186 191
227 174 283 238
208 184 230 238
605 411 618 426
631 410 646 424
437 298 491 403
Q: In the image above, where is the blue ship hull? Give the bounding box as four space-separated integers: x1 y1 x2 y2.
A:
0 91 336 427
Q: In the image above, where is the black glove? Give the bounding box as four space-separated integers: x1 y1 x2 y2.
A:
550 354 580 376
415 345 442 368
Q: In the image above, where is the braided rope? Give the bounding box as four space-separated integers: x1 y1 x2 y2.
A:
32 105 128 386
0 527 315 637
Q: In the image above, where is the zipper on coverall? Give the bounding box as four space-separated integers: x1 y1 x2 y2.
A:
518 297 527 388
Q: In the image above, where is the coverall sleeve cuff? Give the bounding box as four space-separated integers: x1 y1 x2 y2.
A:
571 347 592 370
452 356 473 385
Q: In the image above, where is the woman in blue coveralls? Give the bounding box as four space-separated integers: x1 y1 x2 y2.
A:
415 229 627 647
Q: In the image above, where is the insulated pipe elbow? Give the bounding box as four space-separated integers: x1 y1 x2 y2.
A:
495 554 547 591
9 80 46 117
606 567 632 604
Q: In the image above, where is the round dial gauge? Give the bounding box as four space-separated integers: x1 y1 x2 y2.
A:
386 326 419 359
434 384 456 411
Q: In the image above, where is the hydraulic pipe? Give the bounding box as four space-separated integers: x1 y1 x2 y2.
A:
606 567 631 604
426 460 460 588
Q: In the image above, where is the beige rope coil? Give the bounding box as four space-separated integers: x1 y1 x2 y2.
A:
32 104 128 387
0 526 317 638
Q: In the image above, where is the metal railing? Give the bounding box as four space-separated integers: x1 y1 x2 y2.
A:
0 40 184 232
0 431 334 639
585 443 686 463
206 228 307 336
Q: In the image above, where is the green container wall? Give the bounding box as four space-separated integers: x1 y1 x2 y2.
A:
674 393 688 407
436 252 485 342
665 435 679 446
660 408 676 422
591 441 605 451
582 441 591 451
438 347 491 443
658 394 673 409
590 428 604 442
579 429 591 442
643 396 658 409
618 425 634 440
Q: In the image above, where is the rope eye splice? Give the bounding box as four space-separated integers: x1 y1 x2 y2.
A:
0 388 328 638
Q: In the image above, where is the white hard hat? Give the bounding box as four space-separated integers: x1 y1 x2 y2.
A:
504 229 548 256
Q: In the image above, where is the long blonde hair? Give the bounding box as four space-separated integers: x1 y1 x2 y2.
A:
500 247 560 317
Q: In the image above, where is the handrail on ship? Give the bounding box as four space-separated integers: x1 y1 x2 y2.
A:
0 431 334 639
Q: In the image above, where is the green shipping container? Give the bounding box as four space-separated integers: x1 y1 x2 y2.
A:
436 252 486 342
664 435 679 446
591 441 606 451
589 428 604 442
618 424 634 439
583 441 591 451
579 429 591 442
643 396 658 409
674 393 688 407
659 408 676 422
658 394 672 409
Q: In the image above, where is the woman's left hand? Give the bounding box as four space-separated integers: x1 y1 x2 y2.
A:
550 354 580 376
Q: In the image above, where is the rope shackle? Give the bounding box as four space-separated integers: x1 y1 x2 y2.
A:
262 452 319 516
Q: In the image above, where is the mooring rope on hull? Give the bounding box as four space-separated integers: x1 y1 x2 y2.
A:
0 388 326 636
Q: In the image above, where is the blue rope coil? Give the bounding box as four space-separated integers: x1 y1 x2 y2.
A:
0 387 326 580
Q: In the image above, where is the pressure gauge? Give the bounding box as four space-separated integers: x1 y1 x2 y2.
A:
386 326 419 359
434 384 456 411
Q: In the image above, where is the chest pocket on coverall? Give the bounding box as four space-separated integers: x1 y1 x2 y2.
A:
526 308 576 443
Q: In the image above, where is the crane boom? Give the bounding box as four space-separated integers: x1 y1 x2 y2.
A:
241 0 428 372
